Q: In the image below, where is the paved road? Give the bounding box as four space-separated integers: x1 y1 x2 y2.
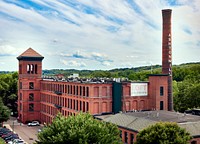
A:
4 117 42 144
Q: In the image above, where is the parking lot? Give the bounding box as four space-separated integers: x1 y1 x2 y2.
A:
4 117 43 144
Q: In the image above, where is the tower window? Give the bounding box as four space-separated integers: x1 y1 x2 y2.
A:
20 82 22 89
160 86 164 96
29 93 34 101
35 64 37 74
19 64 22 74
29 82 34 89
29 103 34 111
31 64 34 74
20 93 22 100
20 103 22 111
160 101 164 110
27 64 30 74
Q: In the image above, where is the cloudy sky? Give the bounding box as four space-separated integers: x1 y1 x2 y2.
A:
0 0 199 71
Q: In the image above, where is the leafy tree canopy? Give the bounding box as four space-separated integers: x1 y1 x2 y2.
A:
0 98 10 125
0 72 18 115
37 112 122 144
136 122 192 144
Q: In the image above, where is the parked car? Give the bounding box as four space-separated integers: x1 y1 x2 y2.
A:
8 139 25 144
4 134 19 143
28 121 40 126
0 128 11 136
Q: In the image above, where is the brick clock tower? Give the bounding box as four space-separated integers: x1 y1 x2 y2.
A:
17 48 44 123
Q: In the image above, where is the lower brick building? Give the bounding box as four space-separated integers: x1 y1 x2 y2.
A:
96 111 200 144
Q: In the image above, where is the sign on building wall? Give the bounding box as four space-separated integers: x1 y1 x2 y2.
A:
131 83 148 96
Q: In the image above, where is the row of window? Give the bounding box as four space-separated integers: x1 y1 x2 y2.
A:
120 130 134 144
41 94 89 112
19 93 34 101
19 64 38 74
19 103 34 112
41 83 90 97
19 82 34 89
41 112 79 125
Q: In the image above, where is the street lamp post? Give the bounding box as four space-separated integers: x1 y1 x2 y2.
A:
12 121 14 132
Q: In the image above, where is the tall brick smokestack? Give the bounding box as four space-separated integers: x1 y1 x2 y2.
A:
162 9 173 111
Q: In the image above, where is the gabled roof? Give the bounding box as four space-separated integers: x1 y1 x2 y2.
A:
17 48 44 60
96 111 200 136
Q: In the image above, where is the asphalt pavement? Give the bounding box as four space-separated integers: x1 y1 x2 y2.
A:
3 117 42 144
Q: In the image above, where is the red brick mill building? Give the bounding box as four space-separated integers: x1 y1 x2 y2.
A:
17 9 200 143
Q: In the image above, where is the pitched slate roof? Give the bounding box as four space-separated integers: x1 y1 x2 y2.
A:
96 111 200 136
179 121 200 137
17 48 44 60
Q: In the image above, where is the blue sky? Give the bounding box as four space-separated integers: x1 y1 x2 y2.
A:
0 0 199 71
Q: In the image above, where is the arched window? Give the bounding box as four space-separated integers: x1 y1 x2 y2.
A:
31 64 34 74
76 86 78 95
86 87 89 97
27 64 30 74
80 86 82 96
83 87 85 96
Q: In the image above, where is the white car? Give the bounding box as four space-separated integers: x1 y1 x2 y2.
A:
8 139 25 144
28 121 40 126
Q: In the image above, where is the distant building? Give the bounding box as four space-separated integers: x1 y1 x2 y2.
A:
68 73 79 78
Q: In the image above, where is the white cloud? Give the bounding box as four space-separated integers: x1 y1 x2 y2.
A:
60 59 86 67
0 0 199 71
0 45 18 56
102 61 111 66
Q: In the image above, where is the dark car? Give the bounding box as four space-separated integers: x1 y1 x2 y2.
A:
5 134 19 143
2 133 13 139
0 130 12 137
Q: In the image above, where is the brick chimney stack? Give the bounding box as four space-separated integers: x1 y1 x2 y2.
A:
162 9 173 111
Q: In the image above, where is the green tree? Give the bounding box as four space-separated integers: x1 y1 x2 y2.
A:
37 112 122 144
0 73 18 115
0 98 10 126
136 122 191 144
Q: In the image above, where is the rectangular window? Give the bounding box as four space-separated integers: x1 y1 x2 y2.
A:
20 93 22 100
86 87 89 97
20 103 22 111
29 82 34 89
19 64 22 74
29 93 34 101
160 101 164 110
160 86 164 96
125 132 128 143
29 103 34 111
130 134 134 144
20 82 22 89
